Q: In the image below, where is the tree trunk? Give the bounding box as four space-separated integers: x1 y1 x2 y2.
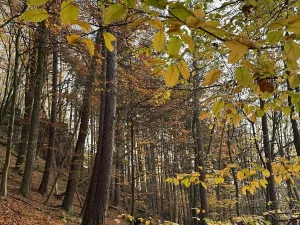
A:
15 39 36 168
20 22 46 198
1 28 21 197
260 99 278 225
62 54 96 214
81 35 117 225
38 41 58 194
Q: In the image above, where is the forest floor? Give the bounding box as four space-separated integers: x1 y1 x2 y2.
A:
0 134 127 225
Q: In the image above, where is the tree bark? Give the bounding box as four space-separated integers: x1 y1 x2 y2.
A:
20 22 46 198
260 99 278 225
81 35 117 225
38 41 58 194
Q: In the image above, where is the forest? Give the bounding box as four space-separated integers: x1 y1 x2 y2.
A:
0 0 299 224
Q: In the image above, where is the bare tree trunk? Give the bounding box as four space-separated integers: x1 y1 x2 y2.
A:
38 41 58 194
260 99 278 225
81 34 117 225
20 22 46 198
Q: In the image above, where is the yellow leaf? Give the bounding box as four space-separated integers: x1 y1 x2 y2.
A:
202 69 221 86
212 99 224 116
153 31 166 52
178 60 190 80
268 18 288 29
20 9 49 22
284 41 300 61
81 38 95 55
145 221 151 225
181 34 194 52
288 74 300 88
266 31 283 43
186 16 200 28
60 0 79 25
72 20 91 31
166 178 173 183
103 32 116 52
215 176 224 184
259 178 268 188
224 40 248 64
173 178 179 185
165 65 179 87
127 17 149 30
148 19 163 30
251 180 259 188
237 171 245 181
262 169 270 178
287 19 300 33
67 34 81 45
196 208 200 214
199 111 211 120
233 115 240 127
274 176 282 184
193 9 205 18
103 3 126 26
250 169 256 175
28 0 48 6
200 181 207 190
242 186 248 195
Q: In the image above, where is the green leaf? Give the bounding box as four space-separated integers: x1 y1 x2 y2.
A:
203 69 221 86
20 9 49 22
212 99 224 116
182 179 191 188
28 0 48 6
103 4 126 26
146 0 167 10
282 106 291 116
266 31 283 44
60 0 79 25
165 65 179 87
235 66 252 87
169 4 193 22
124 0 136 7
153 31 166 52
167 36 181 58
103 32 116 52
284 41 300 61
